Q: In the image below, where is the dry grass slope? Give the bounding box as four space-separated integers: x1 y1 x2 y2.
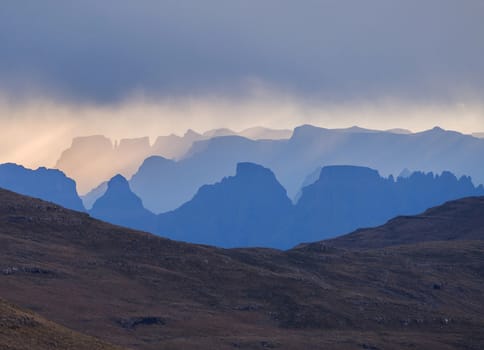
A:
0 298 121 350
0 188 484 349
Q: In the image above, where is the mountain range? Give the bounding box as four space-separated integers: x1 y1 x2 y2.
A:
56 127 292 194
91 163 484 248
54 125 484 214
1 187 483 349
126 125 484 214
2 159 482 249
293 165 484 242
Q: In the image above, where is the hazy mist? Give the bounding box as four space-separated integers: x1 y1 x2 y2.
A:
1 92 483 169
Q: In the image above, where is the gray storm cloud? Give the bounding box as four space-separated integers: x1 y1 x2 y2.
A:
1 1 484 169
1 0 484 102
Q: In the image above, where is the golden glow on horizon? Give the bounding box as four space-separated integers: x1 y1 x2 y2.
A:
0 92 483 169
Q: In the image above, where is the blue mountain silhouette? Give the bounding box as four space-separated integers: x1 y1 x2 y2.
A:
156 162 294 247
127 125 484 214
0 163 84 211
56 127 291 195
90 162 484 249
89 174 156 232
294 166 484 242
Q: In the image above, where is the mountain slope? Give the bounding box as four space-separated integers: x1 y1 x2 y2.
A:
0 298 120 350
81 181 108 209
1 188 484 349
319 196 484 250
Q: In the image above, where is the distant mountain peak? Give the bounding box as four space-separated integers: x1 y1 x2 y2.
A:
385 128 412 134
318 165 380 182
416 126 465 138
90 174 155 231
107 174 129 189
235 162 275 178
293 124 321 132
290 125 326 140
184 129 202 138
71 135 112 147
117 137 150 150
344 126 375 133
200 128 237 139
139 155 174 169
157 162 293 247
95 174 141 207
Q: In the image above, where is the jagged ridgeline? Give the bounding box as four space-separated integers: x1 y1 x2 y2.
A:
1 159 483 248
92 163 484 248
55 126 484 215
55 127 292 194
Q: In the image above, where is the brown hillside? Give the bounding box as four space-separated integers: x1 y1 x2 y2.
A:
0 297 120 350
319 196 484 249
0 188 484 349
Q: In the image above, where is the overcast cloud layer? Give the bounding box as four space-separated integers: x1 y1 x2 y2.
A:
1 0 484 102
1 1 484 168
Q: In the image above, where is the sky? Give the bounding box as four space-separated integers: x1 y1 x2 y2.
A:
1 1 484 167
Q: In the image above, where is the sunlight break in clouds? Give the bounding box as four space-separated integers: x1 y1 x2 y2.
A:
1 90 484 169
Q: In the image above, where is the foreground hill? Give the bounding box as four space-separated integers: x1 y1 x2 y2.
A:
1 188 484 349
320 196 484 250
0 298 119 350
